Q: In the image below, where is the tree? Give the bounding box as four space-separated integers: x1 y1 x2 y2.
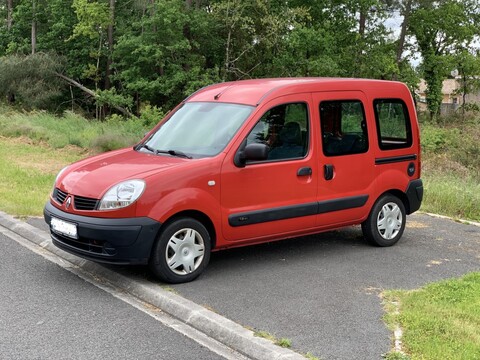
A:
114 0 220 110
454 49 480 118
409 0 480 118
0 53 65 109
105 0 115 90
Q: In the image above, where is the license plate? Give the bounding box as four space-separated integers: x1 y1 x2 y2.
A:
51 217 78 239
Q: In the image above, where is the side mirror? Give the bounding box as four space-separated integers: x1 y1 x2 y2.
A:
234 142 269 167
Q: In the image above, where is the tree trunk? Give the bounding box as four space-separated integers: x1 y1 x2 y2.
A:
359 10 366 38
353 7 367 77
7 0 13 30
55 72 133 117
31 0 36 54
395 0 412 70
105 0 115 90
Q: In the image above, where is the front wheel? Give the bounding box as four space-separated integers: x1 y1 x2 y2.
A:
362 194 406 247
149 218 211 283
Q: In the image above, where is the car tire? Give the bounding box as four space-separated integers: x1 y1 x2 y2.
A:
362 194 406 247
149 217 211 283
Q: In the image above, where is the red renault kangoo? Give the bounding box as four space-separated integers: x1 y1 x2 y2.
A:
44 78 423 283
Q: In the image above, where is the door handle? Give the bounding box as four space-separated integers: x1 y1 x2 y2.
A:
324 164 334 180
297 167 312 176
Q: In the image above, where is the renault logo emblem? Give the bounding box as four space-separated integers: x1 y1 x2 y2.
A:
65 196 72 210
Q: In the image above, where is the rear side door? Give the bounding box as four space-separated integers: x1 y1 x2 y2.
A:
220 95 318 242
311 91 376 227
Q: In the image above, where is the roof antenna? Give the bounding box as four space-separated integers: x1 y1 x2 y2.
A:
214 84 233 100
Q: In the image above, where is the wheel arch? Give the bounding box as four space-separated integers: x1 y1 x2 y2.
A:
377 189 410 214
162 210 217 250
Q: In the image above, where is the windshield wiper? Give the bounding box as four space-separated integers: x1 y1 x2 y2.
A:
155 149 192 159
136 144 156 153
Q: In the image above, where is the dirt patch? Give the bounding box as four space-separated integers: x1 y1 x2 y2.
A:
422 154 470 178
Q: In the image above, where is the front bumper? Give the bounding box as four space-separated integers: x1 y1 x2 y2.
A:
44 202 162 265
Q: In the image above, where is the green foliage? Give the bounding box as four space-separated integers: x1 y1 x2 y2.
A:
136 104 166 128
420 120 480 221
71 0 110 40
95 88 133 109
0 0 479 118
421 126 458 154
0 53 65 110
409 0 480 118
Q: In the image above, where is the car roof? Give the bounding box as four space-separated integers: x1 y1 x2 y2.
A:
185 78 408 107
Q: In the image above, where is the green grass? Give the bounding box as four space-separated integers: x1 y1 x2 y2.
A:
420 120 480 221
0 107 149 152
383 273 480 360
0 136 85 216
422 172 480 220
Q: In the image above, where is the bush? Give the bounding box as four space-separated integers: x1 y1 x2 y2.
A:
137 104 166 128
0 53 65 111
90 134 138 152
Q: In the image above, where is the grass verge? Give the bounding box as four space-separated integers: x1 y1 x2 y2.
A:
0 107 148 152
0 136 86 216
420 121 480 221
383 273 480 360
422 171 480 221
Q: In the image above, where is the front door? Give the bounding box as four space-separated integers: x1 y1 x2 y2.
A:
312 91 376 227
221 95 318 242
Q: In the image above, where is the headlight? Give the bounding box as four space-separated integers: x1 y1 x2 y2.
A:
99 180 146 210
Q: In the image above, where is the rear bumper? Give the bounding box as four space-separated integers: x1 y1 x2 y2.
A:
44 202 162 265
405 179 423 214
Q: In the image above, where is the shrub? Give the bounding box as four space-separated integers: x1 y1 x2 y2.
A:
0 53 65 111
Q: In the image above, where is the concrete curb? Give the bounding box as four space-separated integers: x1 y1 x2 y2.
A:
418 211 480 227
0 211 304 360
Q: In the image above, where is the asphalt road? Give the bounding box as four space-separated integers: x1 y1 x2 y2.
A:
0 231 225 360
27 213 480 360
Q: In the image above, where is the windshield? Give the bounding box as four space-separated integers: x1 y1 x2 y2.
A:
142 102 254 158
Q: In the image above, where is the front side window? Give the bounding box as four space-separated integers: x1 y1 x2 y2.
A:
144 102 254 158
246 103 309 161
320 100 368 156
374 99 412 150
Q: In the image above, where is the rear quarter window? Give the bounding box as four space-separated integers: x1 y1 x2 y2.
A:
374 99 412 150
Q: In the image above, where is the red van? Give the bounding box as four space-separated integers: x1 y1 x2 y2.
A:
44 78 423 283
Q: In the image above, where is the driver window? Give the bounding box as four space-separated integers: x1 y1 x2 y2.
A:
246 103 309 161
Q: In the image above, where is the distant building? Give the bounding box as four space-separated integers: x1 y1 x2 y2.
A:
416 78 480 114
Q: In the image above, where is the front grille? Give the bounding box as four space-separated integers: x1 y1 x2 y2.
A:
53 188 99 211
54 188 68 204
74 196 99 211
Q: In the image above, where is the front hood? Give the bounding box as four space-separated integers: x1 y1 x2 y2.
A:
58 148 186 198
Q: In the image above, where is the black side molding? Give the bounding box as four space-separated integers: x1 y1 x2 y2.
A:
228 195 369 227
375 154 417 165
405 179 423 214
317 195 369 214
229 203 318 227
